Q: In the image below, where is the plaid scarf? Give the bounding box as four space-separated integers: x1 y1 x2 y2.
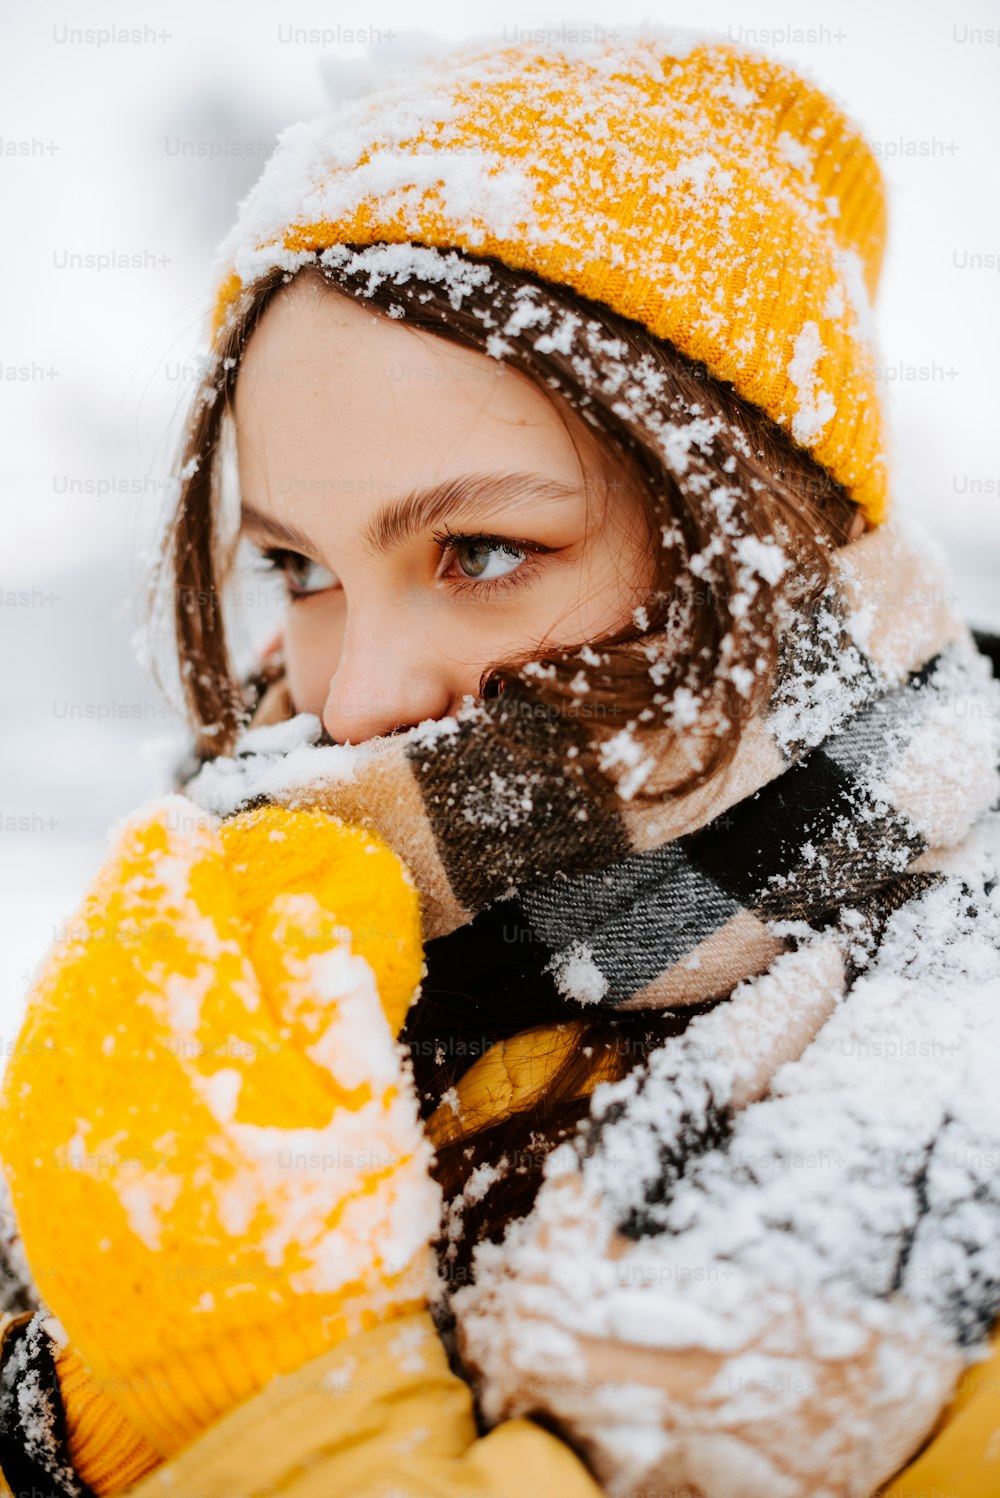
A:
181 517 1000 1020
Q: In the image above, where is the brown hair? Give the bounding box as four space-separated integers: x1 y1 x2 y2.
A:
149 244 861 1284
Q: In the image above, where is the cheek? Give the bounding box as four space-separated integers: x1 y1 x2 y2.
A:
282 597 345 714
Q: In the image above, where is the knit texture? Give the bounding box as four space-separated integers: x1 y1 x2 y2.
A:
0 806 441 1469
210 27 890 521
55 1345 160 1494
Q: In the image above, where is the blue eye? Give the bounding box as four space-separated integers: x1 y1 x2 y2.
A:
254 547 338 598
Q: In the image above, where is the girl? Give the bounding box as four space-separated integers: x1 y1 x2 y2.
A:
2 26 1000 1498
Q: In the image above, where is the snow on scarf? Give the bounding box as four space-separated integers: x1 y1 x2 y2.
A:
178 513 1000 1498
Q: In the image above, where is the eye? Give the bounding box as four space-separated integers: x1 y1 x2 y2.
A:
450 536 528 581
432 529 551 599
253 546 339 598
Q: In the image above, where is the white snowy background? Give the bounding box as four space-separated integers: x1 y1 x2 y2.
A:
1 0 998 1051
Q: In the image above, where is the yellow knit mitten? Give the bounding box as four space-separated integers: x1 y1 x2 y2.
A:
0 796 440 1474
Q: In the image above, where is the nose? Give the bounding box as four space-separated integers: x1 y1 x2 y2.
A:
320 613 461 746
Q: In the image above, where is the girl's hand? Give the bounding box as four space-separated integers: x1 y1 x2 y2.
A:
0 796 441 1453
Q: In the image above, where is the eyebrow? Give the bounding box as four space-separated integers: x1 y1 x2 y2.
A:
239 471 583 557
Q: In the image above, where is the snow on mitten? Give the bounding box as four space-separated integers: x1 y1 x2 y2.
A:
0 796 440 1466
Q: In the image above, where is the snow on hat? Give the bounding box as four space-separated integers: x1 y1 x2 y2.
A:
210 25 890 525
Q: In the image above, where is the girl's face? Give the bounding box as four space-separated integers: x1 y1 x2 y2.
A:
234 275 655 745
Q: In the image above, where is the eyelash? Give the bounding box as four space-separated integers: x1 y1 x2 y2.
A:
251 530 551 602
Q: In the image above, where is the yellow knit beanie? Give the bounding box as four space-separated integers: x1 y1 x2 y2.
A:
211 27 890 523
0 798 439 1464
